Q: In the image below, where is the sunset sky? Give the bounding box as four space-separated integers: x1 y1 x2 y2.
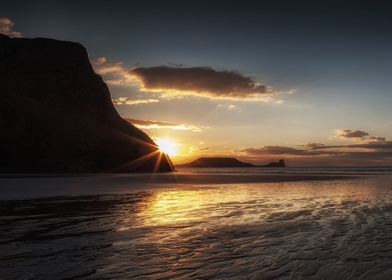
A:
3 0 392 166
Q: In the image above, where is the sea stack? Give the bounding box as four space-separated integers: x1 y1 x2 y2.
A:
0 34 173 172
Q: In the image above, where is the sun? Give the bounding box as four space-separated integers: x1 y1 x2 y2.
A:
155 138 179 156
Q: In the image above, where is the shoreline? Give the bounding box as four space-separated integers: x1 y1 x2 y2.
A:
0 171 375 179
0 172 359 184
0 173 361 201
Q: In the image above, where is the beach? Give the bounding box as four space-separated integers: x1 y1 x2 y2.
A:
3 2 391 279
1 168 392 279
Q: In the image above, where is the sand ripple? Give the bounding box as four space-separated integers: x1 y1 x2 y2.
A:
2 177 392 279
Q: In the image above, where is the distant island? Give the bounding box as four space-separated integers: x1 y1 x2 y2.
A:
177 157 285 168
0 34 173 173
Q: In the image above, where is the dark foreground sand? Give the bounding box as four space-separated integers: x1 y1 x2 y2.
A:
1 172 392 279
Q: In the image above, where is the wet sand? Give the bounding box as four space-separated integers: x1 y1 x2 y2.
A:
0 172 354 200
1 172 392 279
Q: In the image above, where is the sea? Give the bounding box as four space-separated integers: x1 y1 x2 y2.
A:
1 167 392 279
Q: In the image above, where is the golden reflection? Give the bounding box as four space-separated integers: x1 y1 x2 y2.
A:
139 186 263 227
136 179 380 229
141 190 207 225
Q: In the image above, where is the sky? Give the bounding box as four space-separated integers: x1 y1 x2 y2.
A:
2 0 392 166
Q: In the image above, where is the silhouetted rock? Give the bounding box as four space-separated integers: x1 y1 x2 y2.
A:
178 157 286 168
0 34 173 172
178 157 255 168
260 159 286 167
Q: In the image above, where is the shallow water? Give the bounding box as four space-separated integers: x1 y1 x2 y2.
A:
2 175 392 279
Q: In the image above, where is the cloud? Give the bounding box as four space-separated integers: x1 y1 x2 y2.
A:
241 129 392 166
336 129 369 140
335 129 389 145
242 135 392 167
275 99 284 105
303 143 327 150
243 146 324 156
112 97 159 105
344 141 392 150
125 118 203 132
241 143 392 165
189 146 210 154
129 66 277 101
92 59 282 101
369 136 386 142
92 58 136 86
217 104 239 111
0 17 21 38
91 56 107 65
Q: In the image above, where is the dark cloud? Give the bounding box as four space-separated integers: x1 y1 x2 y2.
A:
129 66 275 100
242 135 392 166
332 129 392 151
243 146 324 156
303 143 327 150
92 58 287 101
91 57 294 100
244 135 392 157
336 129 369 139
369 136 386 142
345 141 392 150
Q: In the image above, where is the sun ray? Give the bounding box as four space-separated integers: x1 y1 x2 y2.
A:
155 138 179 156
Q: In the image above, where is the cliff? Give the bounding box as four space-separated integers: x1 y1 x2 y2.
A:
178 157 255 168
178 157 286 168
0 34 173 172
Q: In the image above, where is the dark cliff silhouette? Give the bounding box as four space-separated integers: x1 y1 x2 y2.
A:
0 34 173 172
178 157 285 168
178 157 254 168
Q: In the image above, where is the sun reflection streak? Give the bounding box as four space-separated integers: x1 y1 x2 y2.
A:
141 190 206 225
138 186 266 227
133 180 378 230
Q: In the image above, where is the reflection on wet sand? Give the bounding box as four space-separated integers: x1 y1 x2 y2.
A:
2 176 392 279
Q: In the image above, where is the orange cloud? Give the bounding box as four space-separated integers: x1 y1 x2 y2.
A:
91 56 107 65
217 104 239 111
0 17 21 38
112 97 159 105
125 118 203 132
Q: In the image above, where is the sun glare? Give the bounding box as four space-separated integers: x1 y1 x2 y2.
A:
156 138 178 156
